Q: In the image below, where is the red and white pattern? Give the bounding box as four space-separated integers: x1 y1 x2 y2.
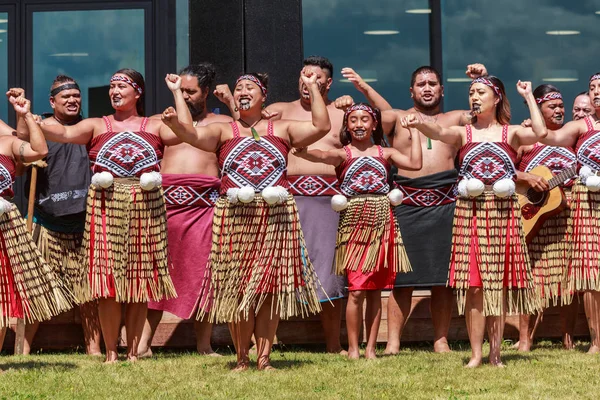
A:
336 146 390 197
396 184 456 207
164 185 220 207
218 121 290 194
88 117 163 177
520 144 576 186
288 175 340 196
0 155 14 198
575 117 600 171
458 125 517 185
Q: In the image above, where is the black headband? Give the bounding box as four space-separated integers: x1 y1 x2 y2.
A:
50 82 80 97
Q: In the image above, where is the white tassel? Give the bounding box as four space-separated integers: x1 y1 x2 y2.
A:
457 179 469 198
237 186 256 203
226 188 240 204
586 175 600 192
140 172 162 191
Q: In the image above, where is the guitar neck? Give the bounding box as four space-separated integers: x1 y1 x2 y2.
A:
546 165 577 189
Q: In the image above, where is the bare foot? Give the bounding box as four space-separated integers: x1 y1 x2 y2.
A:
347 349 360 360
127 356 138 363
326 346 347 356
465 357 482 368
383 344 400 356
232 361 249 372
562 335 575 350
103 358 118 365
197 348 222 357
138 348 153 359
587 345 600 354
104 352 118 364
511 341 520 350
490 361 506 368
433 339 451 353
87 351 104 357
364 349 377 360
517 341 531 352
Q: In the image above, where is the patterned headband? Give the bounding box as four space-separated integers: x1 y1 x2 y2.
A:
590 74 600 84
110 75 143 94
470 77 503 100
50 82 80 97
345 103 378 124
236 74 268 98
536 92 562 104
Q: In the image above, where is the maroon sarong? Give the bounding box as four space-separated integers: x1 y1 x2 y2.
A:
148 173 220 319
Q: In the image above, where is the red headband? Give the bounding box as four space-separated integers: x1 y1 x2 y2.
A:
110 75 143 94
236 74 267 98
536 92 562 104
590 74 600 84
470 77 502 100
345 103 378 124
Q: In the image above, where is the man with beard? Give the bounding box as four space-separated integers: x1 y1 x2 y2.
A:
139 63 234 356
341 64 486 353
572 91 595 121
261 56 347 354
14 76 101 356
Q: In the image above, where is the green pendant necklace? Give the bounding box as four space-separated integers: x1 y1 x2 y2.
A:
416 111 438 150
239 118 263 141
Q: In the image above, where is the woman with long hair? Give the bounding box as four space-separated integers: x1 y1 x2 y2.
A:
162 69 330 370
401 76 547 367
39 69 181 363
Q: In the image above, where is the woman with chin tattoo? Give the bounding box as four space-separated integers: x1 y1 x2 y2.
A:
39 68 184 363
537 72 600 356
514 84 578 352
401 76 547 367
294 102 421 360
162 70 331 371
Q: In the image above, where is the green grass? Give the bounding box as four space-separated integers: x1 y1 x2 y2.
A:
1 341 599 399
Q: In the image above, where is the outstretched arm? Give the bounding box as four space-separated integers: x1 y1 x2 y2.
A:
286 69 331 148
40 117 96 145
161 106 222 153
388 127 422 170
292 147 344 166
341 67 393 111
540 120 582 148
513 80 547 146
400 114 463 147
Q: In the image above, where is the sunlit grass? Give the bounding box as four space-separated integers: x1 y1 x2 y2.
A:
1 341 599 399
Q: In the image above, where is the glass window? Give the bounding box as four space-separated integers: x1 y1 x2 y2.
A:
176 0 190 71
441 1 600 123
32 9 145 118
302 0 430 110
0 12 7 123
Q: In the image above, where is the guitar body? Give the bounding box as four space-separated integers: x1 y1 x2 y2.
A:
517 165 568 243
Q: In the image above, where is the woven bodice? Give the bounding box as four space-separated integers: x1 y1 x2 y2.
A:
87 116 163 177
335 146 390 196
575 116 600 171
218 121 290 194
0 154 15 198
458 124 517 185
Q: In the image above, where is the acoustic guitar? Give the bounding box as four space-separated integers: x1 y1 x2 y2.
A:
517 164 578 243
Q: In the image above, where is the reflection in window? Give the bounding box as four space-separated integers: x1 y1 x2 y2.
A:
0 13 7 123
441 1 600 123
302 0 430 111
32 9 145 118
176 0 190 71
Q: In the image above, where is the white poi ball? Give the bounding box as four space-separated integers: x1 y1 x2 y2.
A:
457 179 469 197
139 172 157 191
586 175 600 192
331 194 349 212
262 186 280 205
276 187 289 204
0 198 11 215
226 188 240 204
387 188 404 206
152 171 163 186
238 186 256 203
91 172 113 188
466 178 485 197
580 165 593 180
492 178 516 198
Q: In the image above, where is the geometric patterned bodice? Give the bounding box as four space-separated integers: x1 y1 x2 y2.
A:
458 124 517 185
575 116 600 171
335 146 390 197
519 143 577 186
0 154 15 198
87 116 163 177
218 121 290 194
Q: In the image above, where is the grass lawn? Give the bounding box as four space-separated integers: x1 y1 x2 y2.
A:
1 341 599 399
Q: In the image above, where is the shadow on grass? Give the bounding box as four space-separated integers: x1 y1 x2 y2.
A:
0 360 77 372
224 358 315 370
459 352 533 366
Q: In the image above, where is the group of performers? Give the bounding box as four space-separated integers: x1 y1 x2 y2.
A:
0 55 599 370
